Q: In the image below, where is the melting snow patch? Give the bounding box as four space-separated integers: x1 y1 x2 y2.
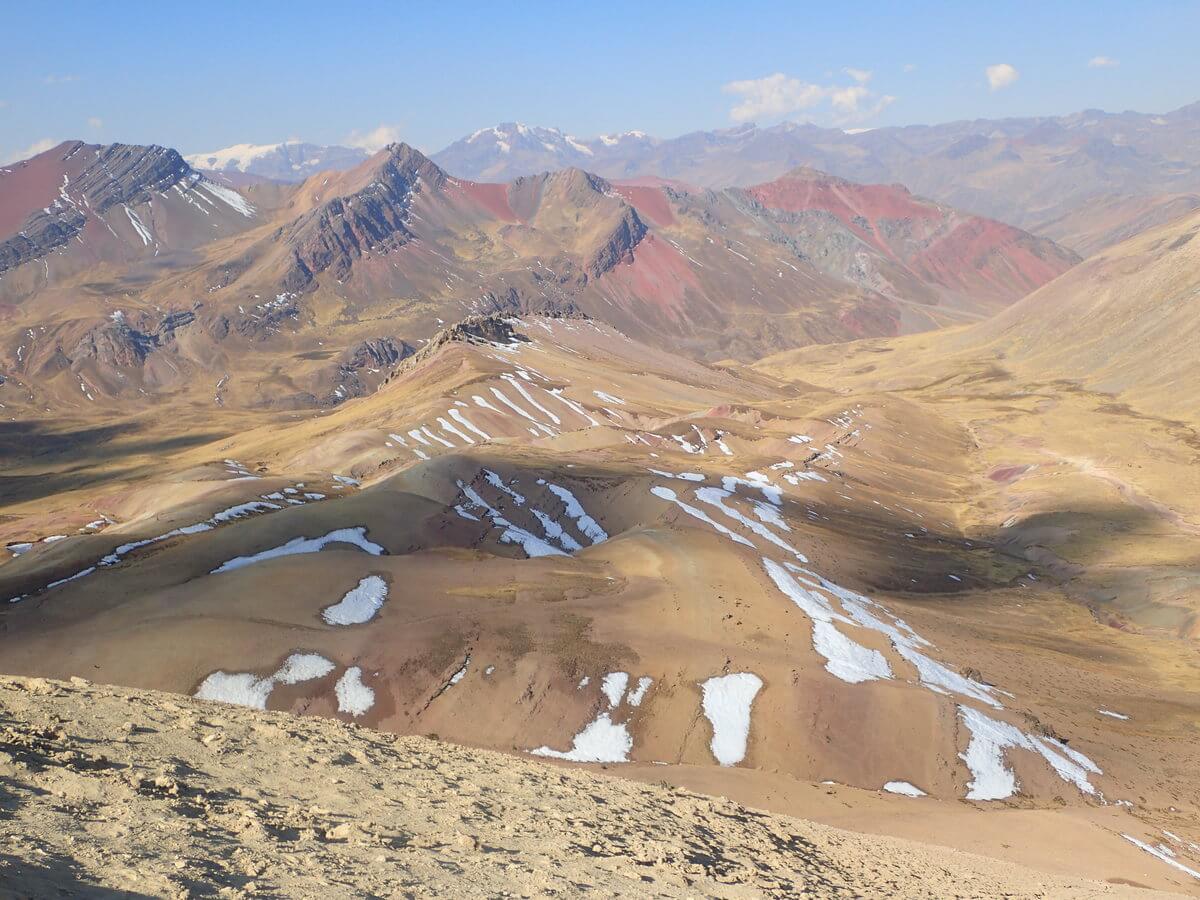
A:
701 673 763 766
695 487 806 560
1123 835 1200 880
211 527 384 573
1098 709 1130 720
651 486 754 548
544 483 608 544
274 653 336 684
649 469 704 482
335 667 375 717
322 575 388 625
531 713 632 763
196 652 334 710
812 620 892 684
195 672 273 710
627 676 653 707
448 656 470 685
602 672 629 708
958 705 1100 800
883 781 926 797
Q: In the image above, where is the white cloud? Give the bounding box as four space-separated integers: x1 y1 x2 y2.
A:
343 124 403 152
985 63 1019 91
1 138 58 165
1088 56 1119 68
87 117 103 129
42 74 77 85
723 74 830 122
723 71 894 125
902 63 917 73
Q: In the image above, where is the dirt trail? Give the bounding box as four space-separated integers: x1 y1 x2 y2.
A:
0 675 1166 899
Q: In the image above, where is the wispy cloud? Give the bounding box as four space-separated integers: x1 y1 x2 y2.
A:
902 63 917 73
723 71 894 125
2 138 58 165
87 117 103 129
985 63 1019 91
1088 56 1119 68
42 74 78 85
343 124 402 152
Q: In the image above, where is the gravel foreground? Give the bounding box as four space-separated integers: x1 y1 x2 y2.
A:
0 676 1165 898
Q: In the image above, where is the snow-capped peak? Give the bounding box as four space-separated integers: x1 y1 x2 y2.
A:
185 142 288 172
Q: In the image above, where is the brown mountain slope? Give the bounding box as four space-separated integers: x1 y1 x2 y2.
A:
2 314 1199 894
758 208 1200 424
1030 193 1200 259
736 167 1079 312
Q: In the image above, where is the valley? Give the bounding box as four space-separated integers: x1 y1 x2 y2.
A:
3 68 1200 895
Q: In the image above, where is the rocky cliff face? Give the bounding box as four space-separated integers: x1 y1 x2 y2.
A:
0 142 206 274
282 144 446 291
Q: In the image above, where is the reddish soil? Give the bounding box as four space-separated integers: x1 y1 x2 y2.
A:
612 185 676 227
456 180 517 222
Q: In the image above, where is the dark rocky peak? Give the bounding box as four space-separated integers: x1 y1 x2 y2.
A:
280 144 446 291
0 142 201 274
71 143 195 215
375 143 447 192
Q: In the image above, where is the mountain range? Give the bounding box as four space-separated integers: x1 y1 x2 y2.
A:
5 107 1200 896
0 140 1074 416
189 103 1200 257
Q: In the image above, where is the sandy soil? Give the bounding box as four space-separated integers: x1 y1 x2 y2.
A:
0 674 1173 899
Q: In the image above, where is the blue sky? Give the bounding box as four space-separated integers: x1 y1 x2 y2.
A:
3 0 1199 163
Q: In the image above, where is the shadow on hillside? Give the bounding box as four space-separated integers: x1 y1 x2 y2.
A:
0 420 226 509
0 847 158 898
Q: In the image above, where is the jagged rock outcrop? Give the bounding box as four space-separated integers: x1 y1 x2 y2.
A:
586 203 646 278
344 337 414 371
68 309 198 370
0 207 87 272
388 315 529 379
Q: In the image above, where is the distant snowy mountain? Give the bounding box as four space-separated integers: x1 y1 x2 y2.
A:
431 123 656 181
185 141 369 182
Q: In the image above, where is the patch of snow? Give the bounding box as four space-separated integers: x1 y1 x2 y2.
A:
335 666 375 717
196 652 334 710
701 673 763 766
651 486 754 548
211 527 384 574
883 781 926 797
530 713 632 763
695 486 806 560
627 676 653 707
1122 835 1200 880
322 575 388 625
958 705 1100 800
1098 709 1130 720
545 483 608 544
602 672 629 708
